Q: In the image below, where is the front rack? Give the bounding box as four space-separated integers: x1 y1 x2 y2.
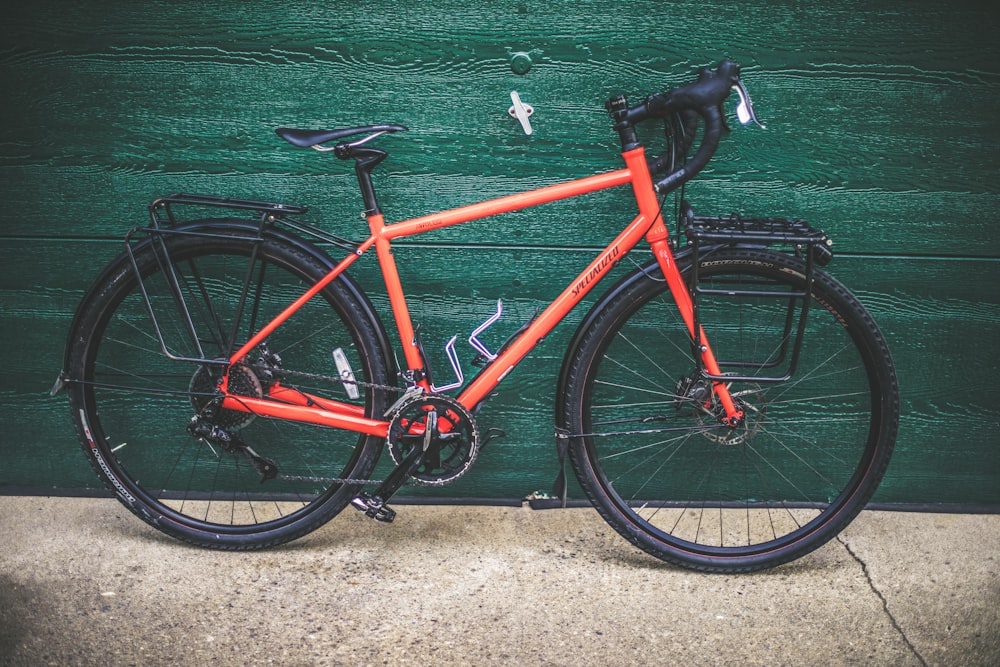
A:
678 202 834 384
681 204 833 261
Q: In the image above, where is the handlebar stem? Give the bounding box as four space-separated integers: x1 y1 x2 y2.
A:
607 59 744 194
606 94 640 152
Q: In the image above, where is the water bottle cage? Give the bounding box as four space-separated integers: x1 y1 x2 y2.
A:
425 300 538 392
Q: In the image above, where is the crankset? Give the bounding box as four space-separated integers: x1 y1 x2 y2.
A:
351 393 481 523
387 393 480 486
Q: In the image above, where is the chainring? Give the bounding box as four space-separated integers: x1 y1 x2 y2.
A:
387 394 480 486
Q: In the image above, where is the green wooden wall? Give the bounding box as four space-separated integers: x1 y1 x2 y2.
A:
2 0 997 505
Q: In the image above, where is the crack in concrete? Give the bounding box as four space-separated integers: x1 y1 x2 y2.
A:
838 535 929 667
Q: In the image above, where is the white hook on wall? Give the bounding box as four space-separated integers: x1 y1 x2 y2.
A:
508 91 534 135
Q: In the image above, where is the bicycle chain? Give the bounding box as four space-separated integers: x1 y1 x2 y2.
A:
279 474 384 485
271 368 402 487
272 366 405 396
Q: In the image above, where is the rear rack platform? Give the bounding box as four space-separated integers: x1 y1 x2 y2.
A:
149 193 309 225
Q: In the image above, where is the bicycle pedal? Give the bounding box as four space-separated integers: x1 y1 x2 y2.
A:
350 493 397 523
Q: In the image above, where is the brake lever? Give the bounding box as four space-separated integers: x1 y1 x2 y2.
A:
732 80 765 129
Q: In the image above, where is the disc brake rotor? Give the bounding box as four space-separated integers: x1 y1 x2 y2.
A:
701 382 766 446
676 374 766 446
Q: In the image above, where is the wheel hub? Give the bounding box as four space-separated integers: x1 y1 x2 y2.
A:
676 374 765 446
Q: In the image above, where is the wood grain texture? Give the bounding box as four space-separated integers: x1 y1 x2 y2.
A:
4 239 998 503
3 0 998 252
1 0 998 502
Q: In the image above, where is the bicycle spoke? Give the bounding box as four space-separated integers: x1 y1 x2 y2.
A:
67 228 390 547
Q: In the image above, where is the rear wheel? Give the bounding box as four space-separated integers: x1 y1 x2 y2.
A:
65 224 392 549
563 248 898 572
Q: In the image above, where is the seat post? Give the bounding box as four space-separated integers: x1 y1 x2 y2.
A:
350 147 388 216
276 124 406 215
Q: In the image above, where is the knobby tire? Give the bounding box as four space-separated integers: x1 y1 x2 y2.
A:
563 248 899 572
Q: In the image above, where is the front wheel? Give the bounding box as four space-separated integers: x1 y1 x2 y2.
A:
65 223 393 549
562 248 899 572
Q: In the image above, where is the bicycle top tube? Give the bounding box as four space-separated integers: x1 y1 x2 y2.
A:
381 168 634 240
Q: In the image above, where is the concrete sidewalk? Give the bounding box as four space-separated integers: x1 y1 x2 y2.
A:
0 496 997 666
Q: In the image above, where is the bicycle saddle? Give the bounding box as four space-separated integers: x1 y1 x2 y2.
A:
275 124 408 149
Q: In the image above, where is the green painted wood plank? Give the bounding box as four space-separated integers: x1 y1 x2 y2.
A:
2 0 998 255
2 0 998 503
4 161 998 261
3 239 997 503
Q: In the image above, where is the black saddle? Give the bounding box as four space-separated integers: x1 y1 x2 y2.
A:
275 124 407 149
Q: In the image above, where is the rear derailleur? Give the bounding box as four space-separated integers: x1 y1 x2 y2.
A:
187 414 278 483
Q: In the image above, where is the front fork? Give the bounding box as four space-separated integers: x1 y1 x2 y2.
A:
649 239 744 427
620 144 743 428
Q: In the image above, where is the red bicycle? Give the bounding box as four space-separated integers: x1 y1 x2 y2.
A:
55 60 899 572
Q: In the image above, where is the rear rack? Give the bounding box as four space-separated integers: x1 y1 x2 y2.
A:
149 192 309 225
146 192 359 252
126 192 360 367
678 202 834 384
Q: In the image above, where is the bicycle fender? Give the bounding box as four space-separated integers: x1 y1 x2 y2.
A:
56 219 396 384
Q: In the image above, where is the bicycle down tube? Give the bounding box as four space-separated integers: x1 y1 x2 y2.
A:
220 146 742 431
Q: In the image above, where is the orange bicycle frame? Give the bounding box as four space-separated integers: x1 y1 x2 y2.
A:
220 146 742 433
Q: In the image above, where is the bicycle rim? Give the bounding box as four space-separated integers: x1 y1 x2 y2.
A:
567 248 898 571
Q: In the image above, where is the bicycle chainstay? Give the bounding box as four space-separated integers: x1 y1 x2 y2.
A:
244 362 732 481
276 369 729 452
199 365 405 487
